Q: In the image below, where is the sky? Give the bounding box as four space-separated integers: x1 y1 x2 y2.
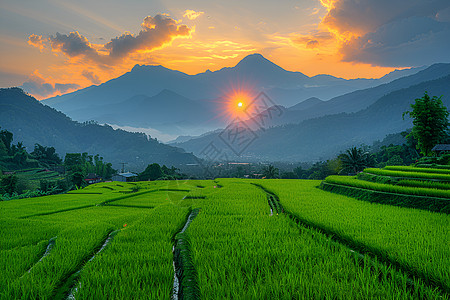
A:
1 0 450 99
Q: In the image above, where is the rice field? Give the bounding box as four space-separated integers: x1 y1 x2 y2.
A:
1 177 448 299
322 165 450 214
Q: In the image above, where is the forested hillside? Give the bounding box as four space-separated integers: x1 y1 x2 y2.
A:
0 88 196 170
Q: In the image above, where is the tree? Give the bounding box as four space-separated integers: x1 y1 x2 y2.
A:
338 147 374 174
70 168 86 188
403 92 449 156
64 153 83 171
0 127 13 155
0 175 18 195
262 165 279 179
31 144 62 165
139 163 164 181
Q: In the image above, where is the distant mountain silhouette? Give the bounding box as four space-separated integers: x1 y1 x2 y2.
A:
66 89 220 133
42 53 426 122
0 88 197 170
252 63 450 127
174 74 450 162
288 97 323 111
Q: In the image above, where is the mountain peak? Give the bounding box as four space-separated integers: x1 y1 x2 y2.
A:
236 53 279 69
131 64 167 72
157 88 184 98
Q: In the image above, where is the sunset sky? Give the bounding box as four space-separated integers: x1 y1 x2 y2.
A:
1 0 449 99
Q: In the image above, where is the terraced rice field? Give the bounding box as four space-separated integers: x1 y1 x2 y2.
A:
322 165 450 214
1 177 449 299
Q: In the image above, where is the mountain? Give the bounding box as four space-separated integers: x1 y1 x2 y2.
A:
250 63 450 127
377 65 428 83
43 65 200 112
42 54 426 126
65 89 222 136
174 74 450 162
288 97 323 111
0 88 197 171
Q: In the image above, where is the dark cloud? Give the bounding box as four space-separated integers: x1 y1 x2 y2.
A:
82 70 101 84
49 31 100 60
321 0 450 66
306 40 319 49
292 32 333 49
104 14 191 59
20 71 80 99
323 0 450 35
341 17 450 66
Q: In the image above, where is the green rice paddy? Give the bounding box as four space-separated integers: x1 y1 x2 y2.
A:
1 175 449 299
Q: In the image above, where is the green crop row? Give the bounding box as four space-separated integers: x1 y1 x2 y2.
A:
0 180 213 298
71 204 190 299
320 182 449 213
325 175 450 198
0 204 156 299
185 179 443 298
356 172 398 185
259 179 450 293
2 179 448 298
397 179 450 190
415 164 450 169
364 168 450 181
385 165 450 174
1 223 114 299
0 194 107 219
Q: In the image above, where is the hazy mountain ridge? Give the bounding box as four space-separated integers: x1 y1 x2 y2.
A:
251 63 450 127
175 74 450 161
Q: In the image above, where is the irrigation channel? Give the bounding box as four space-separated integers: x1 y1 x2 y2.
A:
51 229 121 299
22 236 57 276
250 183 447 297
172 208 200 300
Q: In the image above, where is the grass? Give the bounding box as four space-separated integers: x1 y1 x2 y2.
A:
1 179 448 298
186 179 444 298
364 168 450 181
259 179 450 293
397 179 450 190
325 175 450 198
385 165 450 174
73 204 191 299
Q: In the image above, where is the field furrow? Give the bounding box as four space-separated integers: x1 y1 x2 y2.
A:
259 179 450 294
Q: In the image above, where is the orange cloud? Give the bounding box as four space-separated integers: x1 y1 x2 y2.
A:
183 9 204 20
291 31 334 50
27 34 46 51
20 70 80 99
105 14 191 59
29 14 193 65
81 70 101 84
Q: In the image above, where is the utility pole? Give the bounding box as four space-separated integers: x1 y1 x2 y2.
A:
120 162 128 173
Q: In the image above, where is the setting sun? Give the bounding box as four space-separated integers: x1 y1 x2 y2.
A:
238 102 243 108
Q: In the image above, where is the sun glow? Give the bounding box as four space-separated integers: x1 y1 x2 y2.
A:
225 92 251 120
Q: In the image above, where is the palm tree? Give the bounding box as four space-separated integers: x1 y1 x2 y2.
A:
338 147 374 174
262 165 279 179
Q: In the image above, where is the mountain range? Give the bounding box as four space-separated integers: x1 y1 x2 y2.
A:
10 53 450 164
244 63 450 128
174 74 450 161
41 54 426 139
